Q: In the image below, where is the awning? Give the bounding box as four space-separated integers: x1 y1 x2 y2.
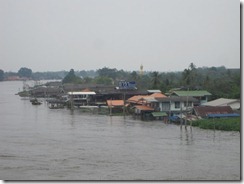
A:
152 112 168 117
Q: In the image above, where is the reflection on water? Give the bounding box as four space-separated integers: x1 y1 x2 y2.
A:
0 81 241 180
180 128 194 145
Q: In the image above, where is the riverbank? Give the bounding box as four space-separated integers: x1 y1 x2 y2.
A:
0 81 240 180
191 117 240 131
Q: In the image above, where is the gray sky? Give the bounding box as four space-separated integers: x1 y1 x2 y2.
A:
0 0 240 72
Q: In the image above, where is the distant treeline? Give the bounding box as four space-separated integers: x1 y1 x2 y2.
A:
0 64 240 99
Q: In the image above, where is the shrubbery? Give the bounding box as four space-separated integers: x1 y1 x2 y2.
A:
192 117 240 131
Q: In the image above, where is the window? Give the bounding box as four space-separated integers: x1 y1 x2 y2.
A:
201 96 207 100
175 102 180 109
184 102 192 107
161 102 170 111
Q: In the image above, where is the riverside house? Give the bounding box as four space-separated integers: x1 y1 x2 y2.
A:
67 89 96 106
106 100 125 113
126 91 202 120
170 90 212 105
156 96 198 116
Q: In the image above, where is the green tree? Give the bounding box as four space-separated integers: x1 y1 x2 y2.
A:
0 69 4 81
150 71 161 89
62 69 82 84
97 67 117 78
130 71 138 81
189 62 196 71
182 68 191 85
135 75 150 90
18 67 32 78
93 76 113 85
182 63 197 88
83 77 93 84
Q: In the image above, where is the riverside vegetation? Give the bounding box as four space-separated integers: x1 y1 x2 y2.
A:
191 117 240 131
2 63 240 131
0 63 240 99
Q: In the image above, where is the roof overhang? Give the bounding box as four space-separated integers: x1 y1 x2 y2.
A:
68 92 96 95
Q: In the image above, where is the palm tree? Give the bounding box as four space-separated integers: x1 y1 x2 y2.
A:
189 62 196 70
151 71 161 89
182 63 197 88
182 68 191 86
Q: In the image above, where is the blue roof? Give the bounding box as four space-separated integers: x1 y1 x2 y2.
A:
207 113 240 118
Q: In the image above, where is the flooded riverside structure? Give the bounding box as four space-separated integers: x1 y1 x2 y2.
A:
0 81 240 180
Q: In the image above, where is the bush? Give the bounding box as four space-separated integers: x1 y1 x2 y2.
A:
192 117 240 131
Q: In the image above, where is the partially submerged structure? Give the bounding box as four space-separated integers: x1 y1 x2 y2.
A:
19 81 240 123
67 90 96 107
106 100 125 114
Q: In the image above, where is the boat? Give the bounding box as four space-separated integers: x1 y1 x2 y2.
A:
48 103 64 109
47 99 65 109
31 99 42 105
30 98 36 103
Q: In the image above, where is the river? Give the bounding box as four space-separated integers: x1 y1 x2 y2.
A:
0 81 240 180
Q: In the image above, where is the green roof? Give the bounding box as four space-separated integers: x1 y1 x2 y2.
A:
152 112 168 117
172 90 212 97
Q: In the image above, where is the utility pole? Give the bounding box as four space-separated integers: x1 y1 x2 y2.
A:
70 86 74 110
109 99 112 116
169 96 171 124
118 80 136 119
186 87 189 129
180 100 183 129
123 90 126 118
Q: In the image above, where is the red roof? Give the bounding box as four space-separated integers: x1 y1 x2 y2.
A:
127 93 166 104
150 93 166 98
134 105 154 111
107 100 124 107
127 95 148 104
82 88 92 92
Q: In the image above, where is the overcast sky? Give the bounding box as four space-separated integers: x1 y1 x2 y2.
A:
0 0 240 72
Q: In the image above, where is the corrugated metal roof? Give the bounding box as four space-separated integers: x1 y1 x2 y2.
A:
67 91 96 95
134 105 154 111
143 96 158 102
150 93 167 98
107 100 124 107
202 98 240 106
172 90 212 97
127 93 166 104
194 106 234 117
156 96 198 102
127 95 148 104
147 90 161 93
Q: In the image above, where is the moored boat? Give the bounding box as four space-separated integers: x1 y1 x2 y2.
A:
31 99 42 105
